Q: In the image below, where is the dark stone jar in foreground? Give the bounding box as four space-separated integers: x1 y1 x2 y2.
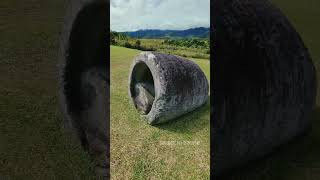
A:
58 0 109 179
212 0 317 175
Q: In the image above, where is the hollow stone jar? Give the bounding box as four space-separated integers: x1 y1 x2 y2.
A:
58 0 109 179
212 0 317 176
128 52 209 125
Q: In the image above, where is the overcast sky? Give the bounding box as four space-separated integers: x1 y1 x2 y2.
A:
110 0 210 32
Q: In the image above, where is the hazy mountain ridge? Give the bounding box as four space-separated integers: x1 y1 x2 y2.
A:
119 27 209 39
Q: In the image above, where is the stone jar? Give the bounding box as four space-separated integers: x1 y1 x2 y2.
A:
128 52 209 125
212 0 317 176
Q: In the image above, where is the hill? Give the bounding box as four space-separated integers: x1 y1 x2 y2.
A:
120 27 209 39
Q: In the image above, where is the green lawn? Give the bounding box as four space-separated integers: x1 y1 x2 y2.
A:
114 38 210 60
0 0 95 179
110 45 210 179
139 39 210 59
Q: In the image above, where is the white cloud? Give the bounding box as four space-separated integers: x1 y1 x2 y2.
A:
110 0 210 31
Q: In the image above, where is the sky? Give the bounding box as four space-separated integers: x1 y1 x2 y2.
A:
110 0 210 32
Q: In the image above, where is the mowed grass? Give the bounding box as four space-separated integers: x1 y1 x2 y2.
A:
115 38 210 60
220 0 320 179
110 45 210 179
139 39 210 59
0 0 95 179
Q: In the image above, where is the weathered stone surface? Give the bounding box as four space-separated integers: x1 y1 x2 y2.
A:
58 0 109 179
212 0 317 176
134 82 155 115
128 52 209 125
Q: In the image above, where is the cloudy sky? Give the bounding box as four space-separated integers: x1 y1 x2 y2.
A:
111 0 210 32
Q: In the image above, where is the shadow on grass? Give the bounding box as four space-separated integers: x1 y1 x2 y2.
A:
154 96 210 134
217 107 320 180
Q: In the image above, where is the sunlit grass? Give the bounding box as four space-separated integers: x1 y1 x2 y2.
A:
110 45 210 179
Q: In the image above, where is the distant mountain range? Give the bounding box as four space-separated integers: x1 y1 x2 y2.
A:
119 27 209 39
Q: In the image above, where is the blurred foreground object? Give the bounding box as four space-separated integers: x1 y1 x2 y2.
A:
58 0 109 179
212 0 316 176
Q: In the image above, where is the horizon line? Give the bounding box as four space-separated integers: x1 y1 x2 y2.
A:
111 26 210 32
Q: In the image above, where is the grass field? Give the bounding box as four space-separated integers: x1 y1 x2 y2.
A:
140 39 210 59
0 0 96 179
113 38 210 60
1 0 320 179
110 45 210 179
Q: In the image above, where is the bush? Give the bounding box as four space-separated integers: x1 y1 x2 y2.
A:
135 40 141 47
124 41 133 48
162 38 209 49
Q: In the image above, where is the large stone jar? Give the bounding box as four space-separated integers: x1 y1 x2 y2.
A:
212 0 317 176
128 52 209 125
